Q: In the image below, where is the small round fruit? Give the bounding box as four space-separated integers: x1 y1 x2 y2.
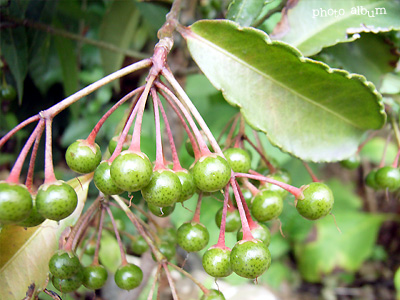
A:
200 289 226 300
94 161 123 195
202 247 232 278
108 134 131 155
49 251 82 279
82 265 108 290
114 263 143 290
237 223 271 246
65 140 102 174
17 196 45 227
232 188 252 208
230 239 271 279
152 242 176 261
85 241 96 255
1 85 17 101
175 170 196 202
365 170 379 189
148 203 175 217
159 227 178 245
0 182 32 225
251 190 283 222
223 148 251 173
340 154 361 169
296 182 334 220
177 222 209 252
375 166 400 191
261 173 290 198
36 180 78 221
131 236 149 256
215 207 241 232
141 169 182 207
185 131 211 157
52 271 83 293
192 155 231 193
110 151 153 192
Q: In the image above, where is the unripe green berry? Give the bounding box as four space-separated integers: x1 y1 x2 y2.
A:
202 247 232 278
251 190 283 222
200 289 226 300
296 182 334 220
375 166 400 191
131 236 149 256
36 180 78 221
114 263 143 290
230 239 271 279
142 169 182 207
237 223 271 246
110 151 153 192
152 242 176 261
340 154 361 169
65 140 102 174
365 170 379 189
177 222 209 252
261 173 290 198
82 264 108 290
1 85 17 101
223 148 252 173
175 170 196 202
192 155 231 193
52 270 83 293
108 134 131 155
215 207 241 232
17 196 45 227
94 161 123 195
49 250 82 279
0 182 32 225
158 227 178 245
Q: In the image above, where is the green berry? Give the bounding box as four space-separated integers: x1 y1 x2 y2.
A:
85 241 96 255
108 134 131 155
17 196 45 227
223 148 251 173
52 270 83 293
94 161 123 195
175 170 196 202
1 85 17 101
131 236 149 256
0 182 32 225
36 180 78 221
230 239 271 279
148 203 175 217
365 170 379 189
177 222 209 252
49 250 82 279
251 190 283 222
296 182 334 220
153 241 176 261
340 154 361 169
237 223 271 247
192 154 231 192
261 173 290 198
375 166 400 191
185 131 211 157
215 207 241 232
65 140 102 174
200 289 226 300
141 169 182 207
232 188 252 208
82 265 108 290
202 247 232 278
110 151 153 192
159 227 178 245
114 263 143 290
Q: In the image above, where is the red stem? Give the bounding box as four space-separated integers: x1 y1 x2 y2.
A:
393 148 400 168
86 86 145 145
240 171 304 199
0 115 41 149
236 183 257 230
6 120 44 184
130 75 156 153
379 134 392 168
157 87 200 160
192 193 203 223
302 161 319 182
224 116 239 148
230 178 253 241
25 121 45 192
242 178 260 196
43 119 57 184
106 206 128 265
93 206 106 265
151 88 165 170
157 96 183 171
155 82 211 156
215 185 230 249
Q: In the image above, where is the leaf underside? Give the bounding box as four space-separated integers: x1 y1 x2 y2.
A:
182 20 386 162
0 176 91 299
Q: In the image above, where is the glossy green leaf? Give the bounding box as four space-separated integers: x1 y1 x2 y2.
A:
0 175 91 299
318 33 399 88
272 0 400 56
182 20 386 162
0 27 28 104
226 0 265 27
99 0 140 87
294 211 385 282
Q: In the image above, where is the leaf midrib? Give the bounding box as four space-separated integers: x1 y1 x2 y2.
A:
188 27 363 129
